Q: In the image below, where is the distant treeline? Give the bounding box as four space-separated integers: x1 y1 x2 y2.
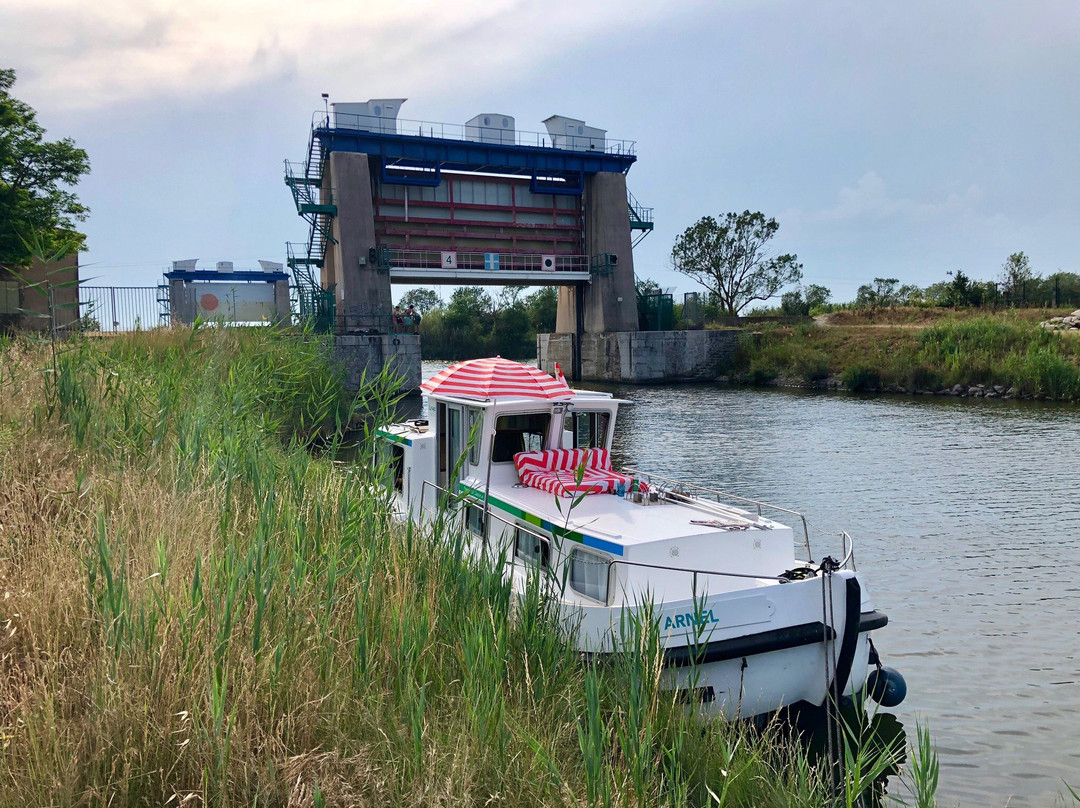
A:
773 253 1080 316
398 251 1080 359
399 286 557 360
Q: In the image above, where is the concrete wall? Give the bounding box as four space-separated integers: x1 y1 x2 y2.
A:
537 329 738 383
0 254 79 332
334 333 422 392
326 152 392 332
556 171 639 334
273 279 291 323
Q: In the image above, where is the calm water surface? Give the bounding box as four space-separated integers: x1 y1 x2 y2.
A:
606 383 1080 807
419 364 1080 805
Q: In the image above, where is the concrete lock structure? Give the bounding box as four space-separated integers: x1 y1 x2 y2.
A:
166 260 291 326
286 99 732 389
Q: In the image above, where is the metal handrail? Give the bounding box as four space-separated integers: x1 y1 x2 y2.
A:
388 249 590 273
423 482 805 593
622 468 815 561
311 111 637 156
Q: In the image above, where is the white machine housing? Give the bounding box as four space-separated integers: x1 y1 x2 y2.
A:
543 115 607 151
332 99 406 133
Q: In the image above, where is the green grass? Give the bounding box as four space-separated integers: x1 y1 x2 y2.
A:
735 315 1080 399
0 325 932 806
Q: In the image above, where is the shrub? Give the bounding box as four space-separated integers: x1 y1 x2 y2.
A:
841 363 882 392
793 349 831 382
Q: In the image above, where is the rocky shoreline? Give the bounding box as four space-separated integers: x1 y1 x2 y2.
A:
723 374 1060 400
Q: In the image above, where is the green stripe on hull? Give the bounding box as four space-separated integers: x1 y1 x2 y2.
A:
376 429 412 447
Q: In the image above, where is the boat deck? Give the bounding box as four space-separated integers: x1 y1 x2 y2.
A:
460 466 796 573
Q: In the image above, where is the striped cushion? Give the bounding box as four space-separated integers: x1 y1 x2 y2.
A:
513 449 645 498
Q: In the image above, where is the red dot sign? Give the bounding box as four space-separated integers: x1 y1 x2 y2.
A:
200 293 219 311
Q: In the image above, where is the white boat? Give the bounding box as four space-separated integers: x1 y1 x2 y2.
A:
377 357 905 719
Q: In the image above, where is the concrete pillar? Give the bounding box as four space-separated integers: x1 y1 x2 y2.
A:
326 152 392 332
555 171 638 334
169 279 195 325
273 279 291 324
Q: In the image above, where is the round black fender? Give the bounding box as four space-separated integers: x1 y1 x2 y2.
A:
866 665 907 707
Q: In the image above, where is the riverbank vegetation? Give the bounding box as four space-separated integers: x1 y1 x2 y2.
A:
0 327 937 805
733 312 1080 400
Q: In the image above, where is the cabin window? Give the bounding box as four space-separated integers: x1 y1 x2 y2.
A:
378 439 406 492
389 443 405 492
514 526 550 568
464 502 485 536
563 410 611 450
467 408 483 466
439 403 466 491
569 548 610 602
492 412 550 462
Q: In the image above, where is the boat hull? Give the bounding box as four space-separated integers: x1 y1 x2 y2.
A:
567 571 874 720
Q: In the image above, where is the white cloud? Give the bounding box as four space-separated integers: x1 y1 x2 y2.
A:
0 0 704 111
804 171 986 224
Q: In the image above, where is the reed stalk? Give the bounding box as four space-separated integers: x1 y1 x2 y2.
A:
0 326 937 806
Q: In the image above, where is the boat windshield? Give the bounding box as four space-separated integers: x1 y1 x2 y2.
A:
563 410 611 450
492 412 550 462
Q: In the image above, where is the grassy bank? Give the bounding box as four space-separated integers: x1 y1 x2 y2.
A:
734 311 1080 400
0 327 931 806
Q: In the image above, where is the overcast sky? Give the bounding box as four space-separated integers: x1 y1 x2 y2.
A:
3 0 1078 303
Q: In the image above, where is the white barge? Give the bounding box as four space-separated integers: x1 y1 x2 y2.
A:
377 357 904 719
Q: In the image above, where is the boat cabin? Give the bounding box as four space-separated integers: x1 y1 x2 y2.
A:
377 359 799 615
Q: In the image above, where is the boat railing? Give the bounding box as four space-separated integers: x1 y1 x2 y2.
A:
622 467 815 561
420 481 814 608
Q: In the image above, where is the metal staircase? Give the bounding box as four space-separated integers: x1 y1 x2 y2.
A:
285 129 337 330
627 189 654 247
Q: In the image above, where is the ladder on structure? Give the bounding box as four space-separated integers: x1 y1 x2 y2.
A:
284 127 337 330
627 188 654 247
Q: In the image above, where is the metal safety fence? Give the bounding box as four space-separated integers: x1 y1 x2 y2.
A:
74 286 169 332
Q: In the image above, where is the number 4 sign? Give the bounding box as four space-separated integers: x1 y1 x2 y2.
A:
441 251 458 269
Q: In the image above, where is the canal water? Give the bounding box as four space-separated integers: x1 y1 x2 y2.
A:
417 363 1080 805
604 383 1080 807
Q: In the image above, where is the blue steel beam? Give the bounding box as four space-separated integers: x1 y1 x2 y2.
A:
165 269 290 282
315 128 637 176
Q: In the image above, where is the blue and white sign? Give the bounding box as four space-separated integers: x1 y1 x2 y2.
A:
484 253 500 271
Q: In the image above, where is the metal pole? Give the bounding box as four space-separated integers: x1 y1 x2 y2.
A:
110 287 118 331
573 282 584 382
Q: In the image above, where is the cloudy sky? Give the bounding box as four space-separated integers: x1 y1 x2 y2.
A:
3 0 1078 302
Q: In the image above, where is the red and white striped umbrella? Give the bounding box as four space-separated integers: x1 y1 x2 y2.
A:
421 357 573 400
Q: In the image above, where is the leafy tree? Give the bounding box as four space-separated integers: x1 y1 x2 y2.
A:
999 251 1035 305
524 286 557 333
635 277 661 296
1034 271 1080 308
1 68 90 270
855 278 900 309
495 285 525 311
493 298 533 357
805 284 831 311
670 211 802 316
398 287 441 314
445 287 493 323
896 284 922 306
945 270 975 307
780 289 808 316
781 283 832 315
